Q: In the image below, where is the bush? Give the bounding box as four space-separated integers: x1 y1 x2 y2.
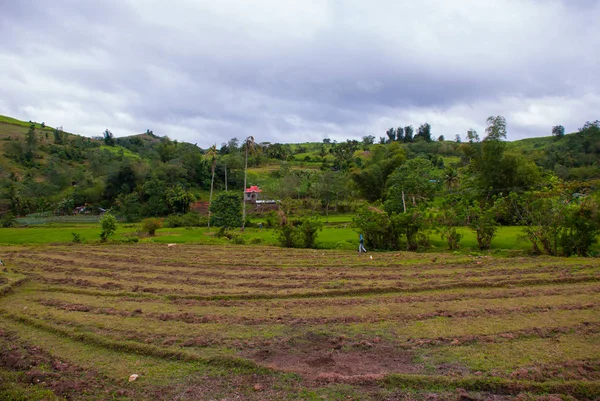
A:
297 217 323 248
0 213 17 228
71 232 82 244
230 233 246 244
164 212 206 228
468 204 499 250
99 213 117 242
560 198 600 256
142 218 162 236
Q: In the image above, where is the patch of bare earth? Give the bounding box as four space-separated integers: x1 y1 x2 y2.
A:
244 332 423 384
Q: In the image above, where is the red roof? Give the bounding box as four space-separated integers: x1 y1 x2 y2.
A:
245 185 262 193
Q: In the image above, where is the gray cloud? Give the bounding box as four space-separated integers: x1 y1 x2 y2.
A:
0 0 598 147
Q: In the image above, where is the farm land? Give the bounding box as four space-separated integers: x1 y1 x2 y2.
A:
1 243 600 400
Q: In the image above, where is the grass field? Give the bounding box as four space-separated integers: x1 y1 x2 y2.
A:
1 243 599 400
1 223 597 256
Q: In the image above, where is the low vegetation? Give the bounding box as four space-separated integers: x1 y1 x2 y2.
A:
1 244 599 399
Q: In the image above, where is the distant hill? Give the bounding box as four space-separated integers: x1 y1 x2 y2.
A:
0 113 598 218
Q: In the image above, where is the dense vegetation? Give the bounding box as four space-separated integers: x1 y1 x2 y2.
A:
1 115 599 254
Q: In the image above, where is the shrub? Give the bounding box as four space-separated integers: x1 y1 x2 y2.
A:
164 214 184 228
230 233 246 244
297 217 323 248
164 212 206 228
99 213 117 242
71 232 82 244
142 218 162 236
0 213 17 228
559 198 600 256
468 204 498 250
249 237 262 244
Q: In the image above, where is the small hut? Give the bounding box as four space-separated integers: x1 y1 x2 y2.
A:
244 185 262 203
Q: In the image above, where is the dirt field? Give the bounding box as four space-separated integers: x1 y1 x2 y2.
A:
1 244 599 400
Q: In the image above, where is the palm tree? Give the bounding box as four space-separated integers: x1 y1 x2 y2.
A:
206 144 217 228
242 136 255 230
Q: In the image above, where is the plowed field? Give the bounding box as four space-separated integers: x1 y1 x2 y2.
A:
1 244 599 400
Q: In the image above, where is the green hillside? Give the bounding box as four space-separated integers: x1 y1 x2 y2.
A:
1 114 599 229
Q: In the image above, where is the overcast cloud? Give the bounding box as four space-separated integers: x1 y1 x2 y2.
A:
1 0 598 147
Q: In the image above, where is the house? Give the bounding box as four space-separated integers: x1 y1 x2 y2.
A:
245 185 262 202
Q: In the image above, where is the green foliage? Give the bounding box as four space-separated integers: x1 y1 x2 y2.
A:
552 125 565 139
0 213 17 228
209 191 242 229
352 143 406 202
559 197 600 256
353 205 400 250
468 203 499 250
436 204 464 250
141 217 162 236
275 213 323 248
99 213 117 241
71 232 82 243
297 217 324 248
164 212 206 228
165 184 196 214
113 192 141 222
385 157 439 213
390 209 430 251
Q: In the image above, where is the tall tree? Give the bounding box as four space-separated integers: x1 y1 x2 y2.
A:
386 128 396 142
404 125 414 143
416 123 432 142
396 127 404 142
206 144 217 228
552 125 565 139
485 116 507 141
242 136 255 229
103 129 115 146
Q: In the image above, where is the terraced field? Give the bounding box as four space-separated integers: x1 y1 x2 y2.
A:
1 244 599 400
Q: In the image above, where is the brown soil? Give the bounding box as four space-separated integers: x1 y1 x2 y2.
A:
244 331 424 382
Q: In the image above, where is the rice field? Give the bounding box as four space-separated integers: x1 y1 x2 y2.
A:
1 244 599 400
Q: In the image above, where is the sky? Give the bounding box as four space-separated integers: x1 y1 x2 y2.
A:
0 0 599 147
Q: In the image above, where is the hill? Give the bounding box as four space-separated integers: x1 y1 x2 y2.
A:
0 113 599 220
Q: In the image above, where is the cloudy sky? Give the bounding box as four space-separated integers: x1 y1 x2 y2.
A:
1 0 598 147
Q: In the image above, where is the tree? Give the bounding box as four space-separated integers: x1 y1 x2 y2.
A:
206 144 217 228
416 123 432 142
385 157 439 212
103 129 115 146
552 125 565 139
396 127 404 142
242 136 256 229
438 135 445 142
210 191 242 228
165 184 195 214
485 116 507 141
99 213 117 241
404 126 414 143
386 128 396 142
53 128 64 144
362 135 375 145
454 134 461 143
466 129 479 143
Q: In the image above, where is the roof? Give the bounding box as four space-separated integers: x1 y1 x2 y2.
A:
245 185 262 193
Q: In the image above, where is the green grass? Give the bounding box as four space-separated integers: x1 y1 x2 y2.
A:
0 115 54 131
